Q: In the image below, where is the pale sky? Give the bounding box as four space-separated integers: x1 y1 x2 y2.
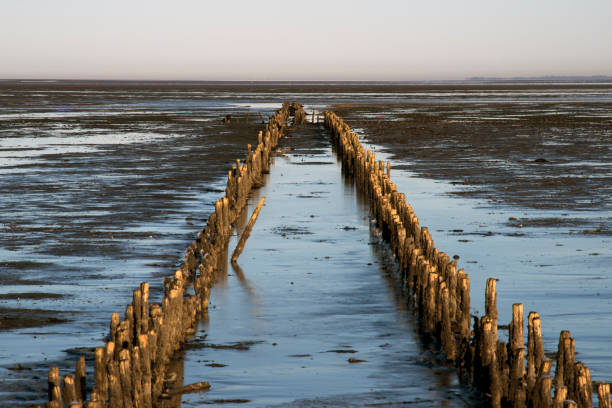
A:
1 0 611 81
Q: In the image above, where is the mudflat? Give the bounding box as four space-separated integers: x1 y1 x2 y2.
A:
0 81 610 406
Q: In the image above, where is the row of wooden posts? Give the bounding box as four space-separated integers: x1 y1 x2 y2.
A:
323 110 611 408
42 102 307 408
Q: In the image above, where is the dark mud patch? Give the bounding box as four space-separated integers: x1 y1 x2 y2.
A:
582 228 612 235
62 347 97 358
348 357 367 363
291 161 334 166
0 293 65 300
325 349 358 354
332 99 612 220
205 363 227 367
0 278 50 286
272 225 313 236
0 261 53 271
188 341 264 351
363 399 436 407
505 217 608 231
200 400 250 405
0 307 71 331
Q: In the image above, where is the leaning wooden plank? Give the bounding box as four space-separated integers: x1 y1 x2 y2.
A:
231 197 266 263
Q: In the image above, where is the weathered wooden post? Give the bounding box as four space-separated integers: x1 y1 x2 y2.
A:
63 374 78 406
553 386 568 408
48 367 62 405
508 303 526 407
93 347 107 404
527 312 545 391
598 383 611 408
76 355 87 402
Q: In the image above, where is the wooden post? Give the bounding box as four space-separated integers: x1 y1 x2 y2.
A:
231 197 266 263
554 331 575 393
554 386 568 408
110 312 120 343
75 355 86 402
598 383 611 408
140 282 149 335
527 312 545 391
509 303 526 407
63 374 77 406
535 376 553 408
107 360 122 408
481 315 501 407
574 362 593 408
440 284 456 361
94 347 108 405
48 366 62 405
485 278 498 323
139 333 153 408
131 346 143 408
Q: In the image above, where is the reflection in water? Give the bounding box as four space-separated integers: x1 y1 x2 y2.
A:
230 261 262 315
178 126 482 407
158 357 185 408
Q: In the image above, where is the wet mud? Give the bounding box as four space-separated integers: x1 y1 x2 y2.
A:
331 100 611 217
173 124 483 407
1 81 610 406
328 89 612 387
0 82 281 405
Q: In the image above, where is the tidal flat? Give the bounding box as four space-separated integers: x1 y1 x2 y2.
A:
0 81 610 406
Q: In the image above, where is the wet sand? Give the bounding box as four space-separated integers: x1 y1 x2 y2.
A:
0 81 610 405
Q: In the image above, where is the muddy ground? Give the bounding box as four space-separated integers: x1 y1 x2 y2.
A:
331 101 611 218
0 81 610 406
0 82 277 404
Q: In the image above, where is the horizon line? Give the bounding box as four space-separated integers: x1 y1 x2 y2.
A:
2 75 612 84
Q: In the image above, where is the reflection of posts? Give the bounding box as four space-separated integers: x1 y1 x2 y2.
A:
323 109 611 408
231 197 266 263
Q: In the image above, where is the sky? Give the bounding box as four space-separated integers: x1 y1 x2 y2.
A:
1 0 611 81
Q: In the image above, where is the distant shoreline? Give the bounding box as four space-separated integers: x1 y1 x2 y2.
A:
1 76 612 86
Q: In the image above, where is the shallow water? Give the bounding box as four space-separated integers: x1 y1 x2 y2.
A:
178 126 480 406
357 138 612 381
0 81 610 406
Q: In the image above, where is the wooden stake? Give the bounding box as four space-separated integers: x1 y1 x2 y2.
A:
553 386 568 408
231 197 266 263
574 362 593 408
63 374 77 406
107 361 122 408
598 383 611 408
48 366 62 404
485 278 498 323
75 355 86 402
93 347 108 405
527 312 545 391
